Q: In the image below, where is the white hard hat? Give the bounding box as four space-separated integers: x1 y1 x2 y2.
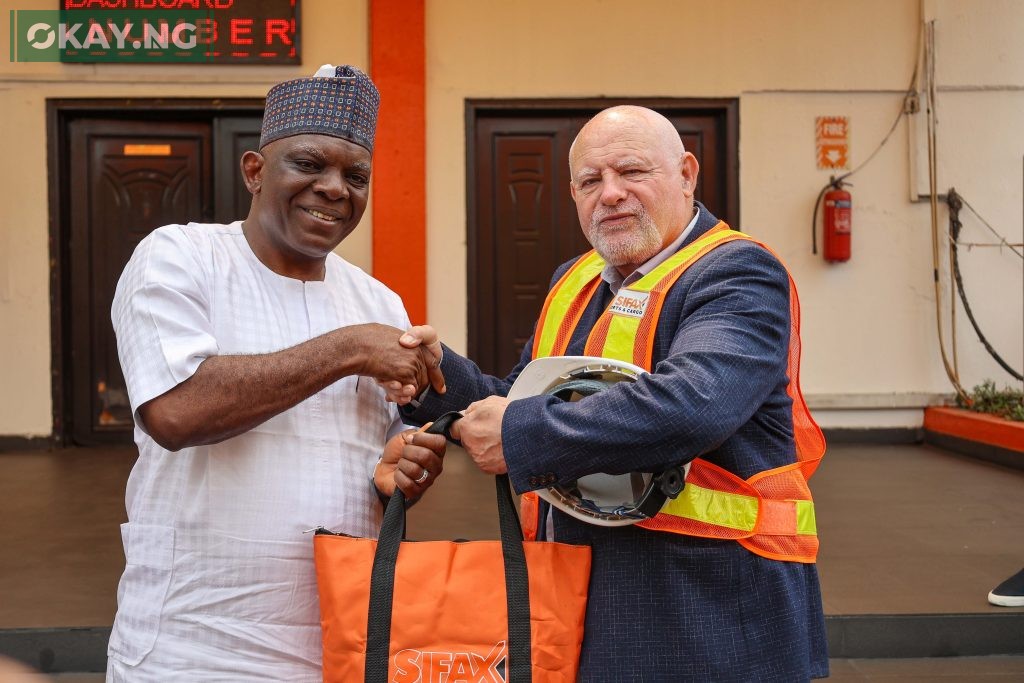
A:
507 356 688 527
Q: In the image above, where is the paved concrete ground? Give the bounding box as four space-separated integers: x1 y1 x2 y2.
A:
0 441 1022 678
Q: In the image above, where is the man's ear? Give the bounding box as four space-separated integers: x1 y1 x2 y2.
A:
240 150 265 195
569 180 578 203
680 151 699 198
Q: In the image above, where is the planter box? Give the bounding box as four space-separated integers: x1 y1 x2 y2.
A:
923 406 1024 470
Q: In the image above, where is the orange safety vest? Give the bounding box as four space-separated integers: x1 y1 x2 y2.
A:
522 222 826 563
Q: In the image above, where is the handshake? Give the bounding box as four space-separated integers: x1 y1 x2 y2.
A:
369 324 446 405
367 324 445 502
367 323 510 500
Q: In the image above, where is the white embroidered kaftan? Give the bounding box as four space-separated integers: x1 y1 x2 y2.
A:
106 222 408 681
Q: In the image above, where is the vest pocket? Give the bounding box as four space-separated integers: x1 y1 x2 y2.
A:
107 523 175 666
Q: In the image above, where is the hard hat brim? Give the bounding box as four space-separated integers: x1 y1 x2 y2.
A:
507 356 659 527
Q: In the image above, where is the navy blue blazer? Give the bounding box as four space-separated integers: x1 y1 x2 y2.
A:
405 204 828 681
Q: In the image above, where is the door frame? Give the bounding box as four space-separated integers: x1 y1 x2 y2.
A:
464 97 739 365
46 98 265 444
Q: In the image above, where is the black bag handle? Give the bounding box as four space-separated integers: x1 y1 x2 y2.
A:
365 412 533 683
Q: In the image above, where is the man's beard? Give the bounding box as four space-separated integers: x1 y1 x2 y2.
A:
584 201 663 267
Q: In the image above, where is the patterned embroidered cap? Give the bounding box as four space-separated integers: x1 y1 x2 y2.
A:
259 64 380 152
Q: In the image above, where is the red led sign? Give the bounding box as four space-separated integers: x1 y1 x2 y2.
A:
58 0 300 64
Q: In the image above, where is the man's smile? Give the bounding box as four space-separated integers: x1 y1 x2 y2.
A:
303 207 341 222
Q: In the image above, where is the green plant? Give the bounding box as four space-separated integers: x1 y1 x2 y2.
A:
957 381 1024 422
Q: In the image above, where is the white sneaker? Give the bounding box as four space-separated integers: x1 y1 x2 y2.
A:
988 568 1024 607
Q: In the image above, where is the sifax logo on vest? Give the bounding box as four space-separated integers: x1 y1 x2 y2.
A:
608 289 650 318
392 640 507 683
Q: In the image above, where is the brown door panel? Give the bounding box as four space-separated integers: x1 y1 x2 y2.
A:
68 120 212 444
213 117 263 224
473 117 586 373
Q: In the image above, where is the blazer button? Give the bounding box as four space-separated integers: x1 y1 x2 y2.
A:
529 476 539 487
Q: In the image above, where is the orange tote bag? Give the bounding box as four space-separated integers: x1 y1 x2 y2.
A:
315 442 590 682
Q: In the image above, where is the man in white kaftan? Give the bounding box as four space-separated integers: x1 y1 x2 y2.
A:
108 222 405 680
106 66 447 681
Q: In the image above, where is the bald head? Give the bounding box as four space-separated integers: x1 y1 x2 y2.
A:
570 106 685 172
567 106 700 276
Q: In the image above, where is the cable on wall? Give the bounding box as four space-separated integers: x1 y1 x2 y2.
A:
956 195 1024 259
923 20 970 402
945 189 1024 381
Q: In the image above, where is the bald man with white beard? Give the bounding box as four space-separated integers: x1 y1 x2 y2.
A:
393 106 829 682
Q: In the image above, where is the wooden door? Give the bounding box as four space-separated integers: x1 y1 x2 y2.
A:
468 100 738 376
213 117 263 223
68 120 212 444
62 113 262 445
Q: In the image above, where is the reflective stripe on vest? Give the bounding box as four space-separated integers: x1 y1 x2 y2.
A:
532 254 606 360
526 222 826 563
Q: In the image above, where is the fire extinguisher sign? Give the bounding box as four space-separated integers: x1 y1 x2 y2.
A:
816 116 849 169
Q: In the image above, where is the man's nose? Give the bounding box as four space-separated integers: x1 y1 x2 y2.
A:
598 174 628 205
314 168 348 201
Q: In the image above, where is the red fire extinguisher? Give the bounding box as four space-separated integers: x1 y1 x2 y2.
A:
822 179 851 262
